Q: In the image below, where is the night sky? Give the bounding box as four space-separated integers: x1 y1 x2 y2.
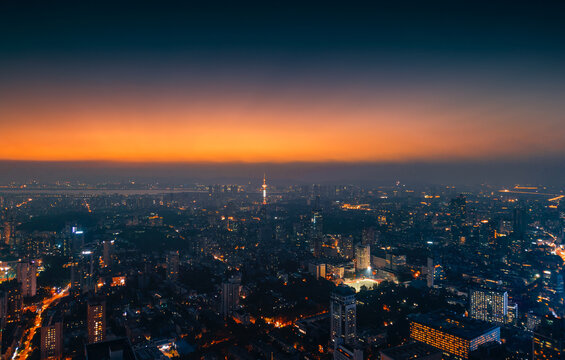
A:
1 1 565 183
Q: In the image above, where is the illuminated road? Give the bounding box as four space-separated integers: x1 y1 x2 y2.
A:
540 229 565 263
15 284 70 359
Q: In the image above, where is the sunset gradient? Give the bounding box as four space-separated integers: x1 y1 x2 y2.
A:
1 1 565 164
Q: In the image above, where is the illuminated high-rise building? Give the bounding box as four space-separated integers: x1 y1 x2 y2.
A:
409 311 500 359
87 300 106 344
16 261 37 297
261 173 268 205
40 321 63 359
102 240 114 267
330 285 356 346
469 287 508 325
3 221 13 246
339 235 354 259
355 244 370 271
311 197 323 258
5 286 22 323
166 251 179 281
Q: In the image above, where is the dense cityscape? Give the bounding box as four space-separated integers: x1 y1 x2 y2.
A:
3 1 565 359
0 178 563 359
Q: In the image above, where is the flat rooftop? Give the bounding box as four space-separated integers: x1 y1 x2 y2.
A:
408 311 499 340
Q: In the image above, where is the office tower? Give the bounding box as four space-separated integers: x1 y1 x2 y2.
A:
308 262 326 280
40 321 63 359
16 261 37 297
426 257 434 287
339 235 354 259
506 302 518 325
68 225 85 254
355 244 370 271
79 250 96 293
166 251 179 281
512 207 527 237
87 300 106 344
102 240 114 267
5 286 22 323
70 261 82 292
408 311 500 359
23 236 42 259
330 285 357 346
221 276 241 317
469 287 508 325
311 197 323 257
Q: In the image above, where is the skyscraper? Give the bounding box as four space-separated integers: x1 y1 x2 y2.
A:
330 285 356 346
102 240 114 267
339 235 354 259
469 287 508 325
355 244 370 272
221 276 241 317
16 261 37 297
87 300 106 344
311 197 323 257
40 321 63 359
166 251 179 281
261 173 268 205
5 285 22 324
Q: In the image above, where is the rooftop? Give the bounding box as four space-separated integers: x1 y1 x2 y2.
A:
408 311 499 340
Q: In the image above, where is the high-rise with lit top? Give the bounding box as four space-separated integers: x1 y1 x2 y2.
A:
262 173 267 205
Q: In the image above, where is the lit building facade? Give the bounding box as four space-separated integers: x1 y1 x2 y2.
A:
331 285 356 346
87 300 106 344
40 321 63 359
469 287 508 325
409 312 500 359
16 261 37 297
355 244 370 271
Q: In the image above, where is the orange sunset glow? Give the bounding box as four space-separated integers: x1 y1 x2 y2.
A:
2 89 564 163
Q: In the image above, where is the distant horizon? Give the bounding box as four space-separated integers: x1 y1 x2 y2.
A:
1 158 564 186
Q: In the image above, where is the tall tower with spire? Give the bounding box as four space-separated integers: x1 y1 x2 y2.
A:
262 173 267 205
